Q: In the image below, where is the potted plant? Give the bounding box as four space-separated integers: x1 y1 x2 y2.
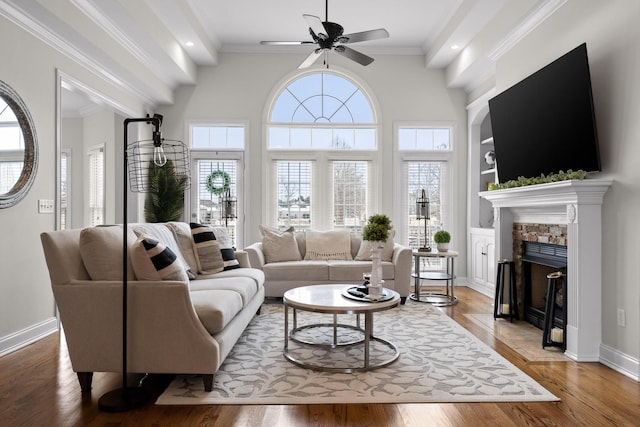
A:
362 214 392 297
433 229 451 252
144 159 188 222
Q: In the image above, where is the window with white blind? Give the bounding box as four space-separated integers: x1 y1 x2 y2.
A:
266 71 379 231
87 146 104 226
189 123 245 246
60 149 70 229
276 161 311 228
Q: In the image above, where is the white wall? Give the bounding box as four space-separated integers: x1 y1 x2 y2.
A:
493 0 640 369
0 16 146 354
157 52 468 267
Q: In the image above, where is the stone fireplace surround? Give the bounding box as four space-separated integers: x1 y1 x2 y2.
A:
481 179 612 362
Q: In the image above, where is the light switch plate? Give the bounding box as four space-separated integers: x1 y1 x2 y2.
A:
38 199 54 213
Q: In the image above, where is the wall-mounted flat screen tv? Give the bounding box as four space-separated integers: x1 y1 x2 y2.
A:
488 43 601 183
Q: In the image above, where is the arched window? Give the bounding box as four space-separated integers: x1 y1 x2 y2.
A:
266 71 379 230
268 72 377 150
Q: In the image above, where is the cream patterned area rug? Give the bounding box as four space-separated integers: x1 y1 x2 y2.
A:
156 302 558 405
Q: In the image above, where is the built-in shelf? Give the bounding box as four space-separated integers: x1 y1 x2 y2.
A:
480 136 494 145
481 168 496 175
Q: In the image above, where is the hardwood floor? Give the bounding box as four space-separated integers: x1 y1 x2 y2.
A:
1 287 638 426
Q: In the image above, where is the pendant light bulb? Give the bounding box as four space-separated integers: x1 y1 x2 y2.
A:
153 130 167 167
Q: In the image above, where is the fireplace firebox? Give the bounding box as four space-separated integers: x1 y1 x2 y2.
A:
521 242 567 330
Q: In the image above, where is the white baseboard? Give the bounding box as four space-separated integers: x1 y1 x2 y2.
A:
599 343 640 382
465 280 495 298
0 317 59 357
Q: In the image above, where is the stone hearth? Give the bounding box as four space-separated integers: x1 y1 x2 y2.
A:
481 179 611 362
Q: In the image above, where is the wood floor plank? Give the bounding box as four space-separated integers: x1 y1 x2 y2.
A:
1 287 639 426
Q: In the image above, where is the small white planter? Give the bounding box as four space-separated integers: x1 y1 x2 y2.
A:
436 242 450 252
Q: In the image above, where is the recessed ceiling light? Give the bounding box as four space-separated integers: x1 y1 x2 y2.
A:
185 41 195 47
451 44 461 50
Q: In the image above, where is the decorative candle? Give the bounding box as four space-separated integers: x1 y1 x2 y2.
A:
501 304 510 315
551 327 564 343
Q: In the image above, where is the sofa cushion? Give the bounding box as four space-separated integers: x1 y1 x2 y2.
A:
131 223 195 279
196 268 265 291
259 225 302 263
130 236 190 282
190 289 243 334
189 276 258 306
190 223 240 272
79 226 137 281
354 230 395 262
262 260 329 281
328 260 395 281
303 229 352 260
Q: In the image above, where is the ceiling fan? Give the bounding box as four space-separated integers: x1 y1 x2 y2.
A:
260 0 389 68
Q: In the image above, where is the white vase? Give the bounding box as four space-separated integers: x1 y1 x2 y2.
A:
370 242 384 287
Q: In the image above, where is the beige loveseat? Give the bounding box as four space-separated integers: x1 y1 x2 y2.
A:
40 222 264 392
245 228 412 303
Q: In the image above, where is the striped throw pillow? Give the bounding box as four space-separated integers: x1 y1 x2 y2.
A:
190 223 240 272
130 236 189 281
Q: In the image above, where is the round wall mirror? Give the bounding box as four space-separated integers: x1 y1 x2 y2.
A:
0 80 38 208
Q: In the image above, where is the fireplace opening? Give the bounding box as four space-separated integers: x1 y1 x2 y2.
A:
521 242 567 330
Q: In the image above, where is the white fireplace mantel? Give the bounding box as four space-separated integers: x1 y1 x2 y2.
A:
480 179 612 362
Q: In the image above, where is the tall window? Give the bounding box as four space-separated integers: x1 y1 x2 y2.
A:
189 123 245 246
87 145 104 226
60 149 70 229
267 71 378 230
396 124 454 270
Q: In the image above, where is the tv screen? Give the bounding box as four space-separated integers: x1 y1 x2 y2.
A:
488 43 601 183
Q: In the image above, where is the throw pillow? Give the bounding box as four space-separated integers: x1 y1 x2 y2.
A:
259 225 302 263
79 226 137 281
190 223 240 272
355 229 395 262
131 223 195 279
130 235 189 282
304 229 352 260
166 222 199 274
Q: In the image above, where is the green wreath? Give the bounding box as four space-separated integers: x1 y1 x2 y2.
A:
205 170 231 196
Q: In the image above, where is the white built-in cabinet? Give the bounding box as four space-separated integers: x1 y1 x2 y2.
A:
466 90 498 297
470 229 496 294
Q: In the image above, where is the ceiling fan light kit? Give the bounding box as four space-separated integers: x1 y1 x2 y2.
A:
260 0 388 69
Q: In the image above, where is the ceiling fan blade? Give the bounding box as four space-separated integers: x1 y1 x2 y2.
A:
298 50 323 69
335 46 374 66
260 41 315 46
303 14 327 39
342 28 389 44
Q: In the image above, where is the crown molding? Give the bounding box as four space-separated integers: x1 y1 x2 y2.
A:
487 0 568 62
0 0 158 108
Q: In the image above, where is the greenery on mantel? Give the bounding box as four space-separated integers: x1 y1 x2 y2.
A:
362 214 392 242
488 170 587 191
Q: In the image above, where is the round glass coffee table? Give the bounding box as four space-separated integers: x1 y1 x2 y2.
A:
283 284 400 373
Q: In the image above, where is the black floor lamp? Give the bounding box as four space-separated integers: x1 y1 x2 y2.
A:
98 115 189 412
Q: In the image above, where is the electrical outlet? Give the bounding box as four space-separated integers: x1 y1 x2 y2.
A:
617 308 626 327
38 199 54 214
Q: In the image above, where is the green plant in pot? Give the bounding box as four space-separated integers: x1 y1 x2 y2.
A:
433 229 451 252
144 159 188 222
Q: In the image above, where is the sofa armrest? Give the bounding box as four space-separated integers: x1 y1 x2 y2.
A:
392 244 413 298
244 242 265 269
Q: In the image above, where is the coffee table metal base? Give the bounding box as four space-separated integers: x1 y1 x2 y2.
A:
284 307 399 373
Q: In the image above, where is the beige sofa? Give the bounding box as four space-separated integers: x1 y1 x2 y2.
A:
40 222 265 392
245 229 412 303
